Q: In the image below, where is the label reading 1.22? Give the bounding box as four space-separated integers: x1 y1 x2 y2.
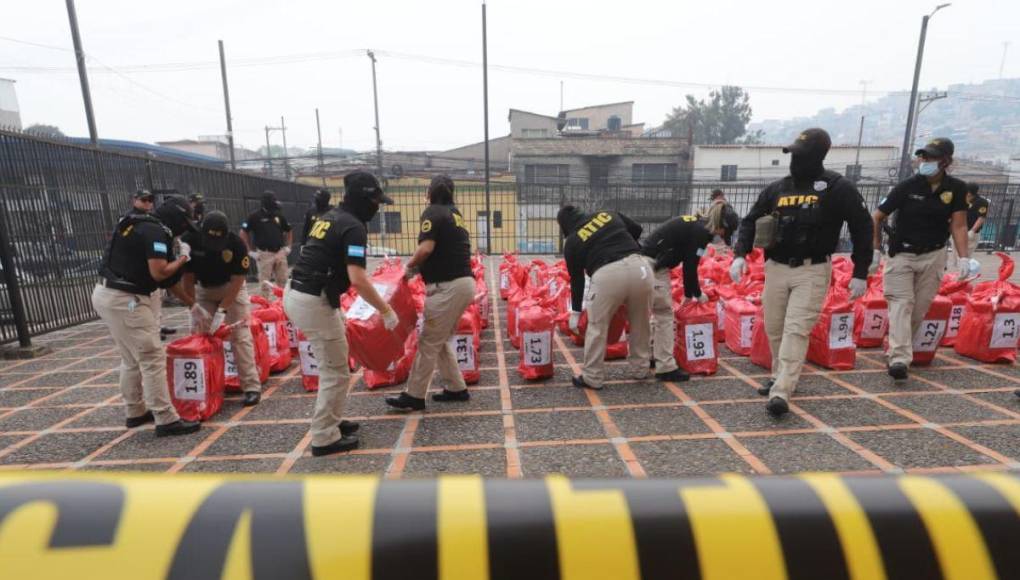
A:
990 313 1020 349
173 358 206 401
449 334 475 371
523 331 551 366
828 312 854 349
912 319 947 352
685 323 715 361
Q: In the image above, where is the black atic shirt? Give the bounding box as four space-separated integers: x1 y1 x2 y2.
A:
735 170 874 280
562 210 643 312
242 208 291 251
641 216 713 298
290 207 368 303
182 231 250 287
418 204 473 284
878 173 968 251
101 215 176 294
302 207 331 244
966 194 990 231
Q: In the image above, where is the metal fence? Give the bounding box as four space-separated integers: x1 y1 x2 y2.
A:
0 130 317 346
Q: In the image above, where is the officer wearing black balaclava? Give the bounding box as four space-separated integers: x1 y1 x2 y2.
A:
732 128 873 417
285 171 398 457
302 189 333 245
92 195 202 438
241 189 293 297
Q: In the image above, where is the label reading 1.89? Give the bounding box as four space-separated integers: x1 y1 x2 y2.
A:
173 358 206 401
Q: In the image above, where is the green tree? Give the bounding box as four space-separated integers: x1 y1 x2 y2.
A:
663 86 761 145
24 124 65 138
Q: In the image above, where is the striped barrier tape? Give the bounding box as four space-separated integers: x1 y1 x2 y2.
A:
0 472 1018 579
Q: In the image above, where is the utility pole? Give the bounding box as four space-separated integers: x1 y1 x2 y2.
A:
898 3 951 180
909 90 948 153
280 116 291 181
264 126 274 177
560 80 564 112
1000 42 1010 79
853 115 865 183
65 0 98 146
482 2 492 253
315 108 325 186
367 50 387 247
338 127 343 150
218 40 236 170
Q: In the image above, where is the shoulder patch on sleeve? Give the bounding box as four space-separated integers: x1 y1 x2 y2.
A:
421 219 432 233
153 241 168 254
348 245 366 258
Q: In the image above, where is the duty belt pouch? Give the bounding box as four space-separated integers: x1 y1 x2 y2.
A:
753 214 778 249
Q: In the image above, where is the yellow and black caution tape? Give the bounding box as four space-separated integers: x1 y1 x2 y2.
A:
0 472 1018 579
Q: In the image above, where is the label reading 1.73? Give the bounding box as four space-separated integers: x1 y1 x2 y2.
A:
523 331 551 366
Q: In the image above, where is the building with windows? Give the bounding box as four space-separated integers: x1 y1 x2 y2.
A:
692 144 899 183
157 136 260 162
0 78 21 130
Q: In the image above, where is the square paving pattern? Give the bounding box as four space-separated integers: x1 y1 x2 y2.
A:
2 261 1020 479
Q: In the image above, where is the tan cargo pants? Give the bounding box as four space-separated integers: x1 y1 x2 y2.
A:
583 254 653 388
649 262 679 374
194 283 261 393
883 249 947 366
762 259 831 401
257 250 289 297
91 284 180 425
283 283 351 448
405 276 476 398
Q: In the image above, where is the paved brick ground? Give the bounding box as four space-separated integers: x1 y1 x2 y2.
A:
2 256 1020 478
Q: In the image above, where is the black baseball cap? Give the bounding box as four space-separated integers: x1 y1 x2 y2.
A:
201 210 230 249
188 192 205 203
134 189 155 201
915 137 954 159
344 171 393 204
782 128 832 156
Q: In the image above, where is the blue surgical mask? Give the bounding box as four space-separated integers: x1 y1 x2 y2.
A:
918 161 940 176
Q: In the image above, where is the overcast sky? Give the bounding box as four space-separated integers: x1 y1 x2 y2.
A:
2 0 1017 152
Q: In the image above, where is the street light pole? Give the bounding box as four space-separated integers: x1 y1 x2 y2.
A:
218 40 236 170
482 2 492 254
64 0 98 146
315 108 326 186
367 50 387 248
897 3 950 179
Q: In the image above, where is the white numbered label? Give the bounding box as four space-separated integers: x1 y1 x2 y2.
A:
912 319 947 352
684 323 715 361
500 271 510 290
263 322 278 356
861 309 888 339
739 315 755 348
716 301 725 330
224 341 238 378
449 334 475 371
522 331 551 366
346 282 391 321
173 358 206 401
946 305 965 338
286 320 297 346
990 313 1020 349
299 341 319 376
828 312 854 349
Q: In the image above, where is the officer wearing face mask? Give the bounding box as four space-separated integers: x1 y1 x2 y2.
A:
302 189 333 245
642 203 739 382
181 211 262 407
284 171 399 457
872 137 975 381
559 205 653 391
241 190 293 297
92 195 202 437
732 128 873 416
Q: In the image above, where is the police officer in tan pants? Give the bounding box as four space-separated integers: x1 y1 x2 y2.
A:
181 211 262 406
387 175 476 411
873 138 978 380
241 190 293 297
558 205 653 390
732 129 873 416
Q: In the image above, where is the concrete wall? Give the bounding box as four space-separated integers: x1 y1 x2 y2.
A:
509 111 558 139
563 102 633 131
692 145 898 182
441 135 512 167
512 153 686 185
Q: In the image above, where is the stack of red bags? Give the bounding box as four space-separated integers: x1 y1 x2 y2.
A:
166 325 233 421
939 275 972 347
853 271 888 348
806 259 856 370
956 253 1020 363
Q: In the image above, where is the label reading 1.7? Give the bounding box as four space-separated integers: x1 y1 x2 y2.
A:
685 323 715 361
173 358 206 401
523 331 551 366
861 309 888 339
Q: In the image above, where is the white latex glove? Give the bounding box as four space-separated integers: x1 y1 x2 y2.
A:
729 257 747 283
281 246 291 256
957 256 980 280
695 293 709 304
178 241 191 262
849 278 867 300
249 249 260 260
190 304 212 334
868 249 881 276
967 230 977 242
210 310 226 334
568 311 581 333
381 306 399 331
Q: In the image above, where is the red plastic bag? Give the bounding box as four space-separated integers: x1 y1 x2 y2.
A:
674 300 718 375
724 298 758 356
939 276 972 347
449 310 481 384
807 284 856 370
295 329 319 392
364 333 417 388
253 306 292 373
166 326 231 421
749 311 772 370
955 254 1020 363
344 264 418 371
224 319 271 392
517 304 554 380
499 254 519 300
474 277 490 330
854 274 888 348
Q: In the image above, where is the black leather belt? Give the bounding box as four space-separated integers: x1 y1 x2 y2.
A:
770 254 830 268
897 242 945 255
99 277 150 295
290 278 324 297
